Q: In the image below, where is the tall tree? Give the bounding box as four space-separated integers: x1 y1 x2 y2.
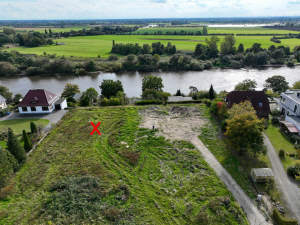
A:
264 75 289 93
7 128 26 164
208 84 216 100
142 75 163 93
202 26 208 35
220 35 236 55
0 85 13 103
234 79 257 91
30 122 38 134
205 36 219 58
22 130 32 152
99 80 124 99
80 88 99 106
61 83 80 99
292 81 300 89
225 101 264 156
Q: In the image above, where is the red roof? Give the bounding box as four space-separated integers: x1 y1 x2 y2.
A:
226 91 271 118
18 89 58 107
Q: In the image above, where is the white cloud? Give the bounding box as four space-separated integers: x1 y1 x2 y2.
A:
0 0 299 19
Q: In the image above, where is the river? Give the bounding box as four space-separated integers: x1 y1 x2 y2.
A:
0 67 299 98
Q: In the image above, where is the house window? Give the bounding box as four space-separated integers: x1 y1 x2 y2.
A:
22 107 27 112
31 106 36 112
282 98 286 102
294 105 298 113
42 106 48 111
259 102 263 108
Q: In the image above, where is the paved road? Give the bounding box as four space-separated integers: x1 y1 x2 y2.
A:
191 137 270 225
264 134 300 223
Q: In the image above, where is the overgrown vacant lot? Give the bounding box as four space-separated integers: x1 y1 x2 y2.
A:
0 107 248 225
9 34 300 57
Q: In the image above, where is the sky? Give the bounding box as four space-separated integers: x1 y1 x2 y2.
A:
0 0 300 20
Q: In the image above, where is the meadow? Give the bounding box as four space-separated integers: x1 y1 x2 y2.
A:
0 106 248 225
8 34 300 58
134 26 300 35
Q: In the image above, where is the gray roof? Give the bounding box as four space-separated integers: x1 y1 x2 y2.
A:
251 168 274 177
168 96 193 102
0 95 6 103
282 90 300 104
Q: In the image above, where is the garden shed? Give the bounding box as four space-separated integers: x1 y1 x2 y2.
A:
251 168 274 183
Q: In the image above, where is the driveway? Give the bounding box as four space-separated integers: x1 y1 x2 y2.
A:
264 134 300 223
1 110 68 130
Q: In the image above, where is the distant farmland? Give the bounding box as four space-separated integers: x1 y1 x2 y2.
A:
8 34 300 58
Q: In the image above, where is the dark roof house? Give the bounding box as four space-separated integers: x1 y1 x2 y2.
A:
225 91 270 118
18 89 58 107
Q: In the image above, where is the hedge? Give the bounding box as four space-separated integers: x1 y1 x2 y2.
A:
135 100 163 105
272 209 298 225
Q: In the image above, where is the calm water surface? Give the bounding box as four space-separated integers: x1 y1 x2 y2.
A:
0 67 299 98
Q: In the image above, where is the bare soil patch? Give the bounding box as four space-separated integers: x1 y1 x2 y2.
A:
139 106 207 141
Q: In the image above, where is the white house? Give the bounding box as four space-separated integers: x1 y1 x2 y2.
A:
18 89 67 114
0 95 7 109
279 89 300 135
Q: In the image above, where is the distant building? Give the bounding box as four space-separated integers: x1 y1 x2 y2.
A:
0 95 7 109
225 91 270 119
18 89 67 114
279 90 300 135
168 96 193 103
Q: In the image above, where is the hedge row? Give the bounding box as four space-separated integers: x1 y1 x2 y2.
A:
272 209 298 225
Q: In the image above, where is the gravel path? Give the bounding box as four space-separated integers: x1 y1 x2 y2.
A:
191 137 270 225
264 134 300 223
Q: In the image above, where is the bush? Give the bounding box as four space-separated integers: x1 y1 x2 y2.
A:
108 55 119 61
272 208 297 225
272 117 280 126
135 100 163 105
279 149 285 159
100 97 121 106
287 166 298 179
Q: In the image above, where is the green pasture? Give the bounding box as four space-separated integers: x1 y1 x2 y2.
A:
134 26 300 35
7 34 300 58
0 119 49 135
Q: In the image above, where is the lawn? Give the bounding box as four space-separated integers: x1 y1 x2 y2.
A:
8 34 300 58
134 26 300 35
0 119 49 135
0 107 248 225
265 123 300 169
198 105 276 201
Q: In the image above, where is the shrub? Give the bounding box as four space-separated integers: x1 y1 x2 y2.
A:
279 149 285 159
100 97 121 106
108 55 119 61
287 166 298 179
272 117 280 126
135 100 163 105
103 207 121 221
272 208 297 225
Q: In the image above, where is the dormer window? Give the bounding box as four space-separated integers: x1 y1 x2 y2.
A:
297 93 300 98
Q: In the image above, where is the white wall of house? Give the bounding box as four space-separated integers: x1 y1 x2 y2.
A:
0 101 7 109
280 94 300 116
18 104 55 114
60 99 68 109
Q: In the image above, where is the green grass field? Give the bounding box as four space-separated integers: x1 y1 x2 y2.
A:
8 34 300 58
134 26 300 35
265 124 300 169
0 107 248 225
0 119 49 135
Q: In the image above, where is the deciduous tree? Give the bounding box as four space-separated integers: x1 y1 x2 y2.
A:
264 75 289 93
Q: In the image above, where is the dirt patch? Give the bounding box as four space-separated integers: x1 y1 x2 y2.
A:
139 106 207 141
